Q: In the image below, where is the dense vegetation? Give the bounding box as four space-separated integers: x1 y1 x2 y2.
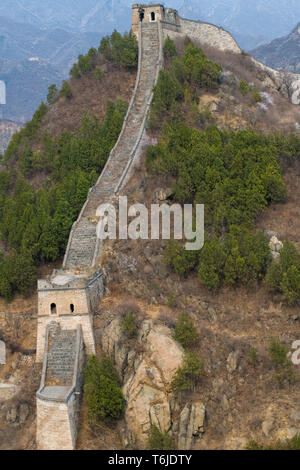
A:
246 434 300 450
171 351 203 392
147 38 300 303
98 30 138 70
148 425 174 450
84 355 125 422
174 313 198 349
265 241 300 305
70 31 138 80
149 41 221 129
0 100 127 300
0 30 140 300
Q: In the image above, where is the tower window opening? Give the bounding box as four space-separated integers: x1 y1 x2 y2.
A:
70 304 75 313
151 12 156 21
139 8 144 22
50 303 57 315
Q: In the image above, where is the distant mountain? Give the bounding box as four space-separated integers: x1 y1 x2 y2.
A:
251 23 300 73
0 56 63 122
2 0 300 122
0 16 101 121
0 0 131 34
1 1 300 47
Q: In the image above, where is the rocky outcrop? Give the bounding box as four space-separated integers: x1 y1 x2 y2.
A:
0 340 5 364
265 231 283 261
269 235 283 261
0 120 21 154
177 402 206 450
100 319 184 448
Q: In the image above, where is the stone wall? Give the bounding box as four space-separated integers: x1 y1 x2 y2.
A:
163 16 241 53
36 324 84 450
36 396 76 450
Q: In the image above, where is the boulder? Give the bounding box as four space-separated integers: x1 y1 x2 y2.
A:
0 340 5 364
226 350 240 373
100 319 184 448
99 318 131 378
178 402 206 449
154 188 173 202
19 403 29 424
269 236 283 253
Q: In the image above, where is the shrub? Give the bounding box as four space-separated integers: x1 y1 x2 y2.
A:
78 54 92 74
88 47 97 57
163 36 177 58
239 79 249 95
269 338 294 384
99 31 138 69
121 313 138 339
70 63 80 78
84 355 125 422
60 81 72 99
269 338 288 367
181 44 221 89
174 313 198 349
164 240 198 277
251 87 262 103
93 67 103 80
148 425 174 450
149 70 184 128
47 84 58 104
246 434 300 450
249 347 258 367
171 351 203 392
265 240 300 304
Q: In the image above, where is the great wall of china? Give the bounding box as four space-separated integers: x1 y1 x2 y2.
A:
35 4 300 450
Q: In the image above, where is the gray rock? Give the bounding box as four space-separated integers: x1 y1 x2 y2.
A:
0 340 5 364
221 395 230 412
227 350 240 373
178 402 206 450
262 418 274 436
19 403 29 424
6 405 18 424
154 188 173 202
219 71 236 87
208 307 217 322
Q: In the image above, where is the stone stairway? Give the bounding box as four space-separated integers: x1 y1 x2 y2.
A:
63 21 161 270
45 326 77 386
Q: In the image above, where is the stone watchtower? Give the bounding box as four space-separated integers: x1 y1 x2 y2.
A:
132 3 166 37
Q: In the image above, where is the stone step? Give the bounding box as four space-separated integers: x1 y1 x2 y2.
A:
64 21 160 269
46 330 77 386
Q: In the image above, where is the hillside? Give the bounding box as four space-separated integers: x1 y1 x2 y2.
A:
0 30 299 450
0 120 22 155
252 22 300 73
0 16 102 122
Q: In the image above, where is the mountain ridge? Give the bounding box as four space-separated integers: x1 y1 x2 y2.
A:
251 22 300 73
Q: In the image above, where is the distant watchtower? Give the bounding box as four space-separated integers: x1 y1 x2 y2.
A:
132 3 166 37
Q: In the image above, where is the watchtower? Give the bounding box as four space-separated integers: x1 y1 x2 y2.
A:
132 3 166 37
